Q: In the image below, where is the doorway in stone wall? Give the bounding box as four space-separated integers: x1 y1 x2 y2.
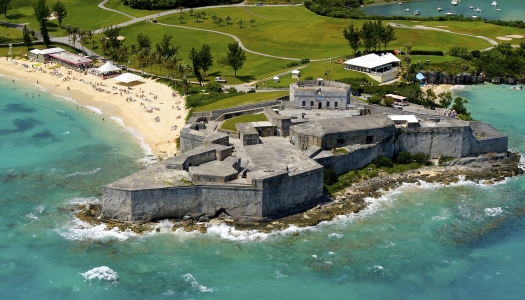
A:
318 102 322 109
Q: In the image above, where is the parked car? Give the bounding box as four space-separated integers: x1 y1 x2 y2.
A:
255 2 264 6
352 91 361 96
247 88 256 93
215 77 227 83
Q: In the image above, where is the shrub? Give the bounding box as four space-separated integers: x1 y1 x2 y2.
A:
304 75 314 80
395 151 412 164
205 81 223 94
286 61 300 68
323 168 338 185
412 152 429 165
300 58 310 64
372 156 393 168
383 96 394 107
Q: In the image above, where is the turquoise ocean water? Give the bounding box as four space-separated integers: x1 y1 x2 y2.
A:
360 0 525 21
1 76 525 299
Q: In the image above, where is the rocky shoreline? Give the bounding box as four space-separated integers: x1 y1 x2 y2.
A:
73 152 523 235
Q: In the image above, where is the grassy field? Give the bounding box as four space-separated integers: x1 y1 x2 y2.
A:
0 24 24 43
103 0 167 18
195 91 287 112
220 113 268 131
0 0 129 37
159 6 493 59
119 23 291 84
394 20 525 46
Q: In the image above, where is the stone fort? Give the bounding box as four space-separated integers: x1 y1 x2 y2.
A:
102 86 507 223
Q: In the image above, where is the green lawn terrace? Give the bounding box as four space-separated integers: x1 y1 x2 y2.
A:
0 0 129 37
195 91 287 112
220 113 268 132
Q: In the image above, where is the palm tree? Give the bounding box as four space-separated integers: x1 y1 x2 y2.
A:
226 16 232 24
164 54 178 81
189 8 194 16
178 15 184 23
99 36 108 56
194 12 201 22
237 20 244 28
211 15 217 23
78 29 87 55
130 43 137 66
118 43 128 66
201 11 207 19
249 19 255 27
86 30 94 53
217 17 223 26
64 24 72 48
70 27 79 52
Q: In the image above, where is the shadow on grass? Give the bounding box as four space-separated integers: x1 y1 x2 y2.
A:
6 14 25 21
236 75 256 82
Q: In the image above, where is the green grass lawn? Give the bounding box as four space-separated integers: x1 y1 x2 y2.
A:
0 24 24 43
394 20 525 46
103 0 167 18
0 0 129 37
195 91 287 112
220 113 268 131
159 6 493 59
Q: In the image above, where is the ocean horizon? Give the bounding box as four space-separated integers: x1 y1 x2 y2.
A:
1 75 524 299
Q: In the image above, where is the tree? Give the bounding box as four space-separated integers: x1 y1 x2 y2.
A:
137 33 151 51
380 23 396 51
178 15 184 23
449 46 472 62
155 33 179 57
343 24 361 55
189 8 194 16
0 0 12 18
359 21 376 53
217 17 223 25
422 88 437 107
249 18 255 27
51 1 67 28
33 0 51 47
225 16 231 24
437 91 453 108
451 97 472 120
194 12 201 22
237 20 244 28
78 29 87 55
403 42 413 82
70 26 78 51
101 25 122 51
23 25 32 51
219 42 246 77
198 44 213 78
86 30 95 53
189 47 203 84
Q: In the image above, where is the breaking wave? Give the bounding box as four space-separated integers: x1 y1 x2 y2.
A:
80 266 118 283
183 273 214 293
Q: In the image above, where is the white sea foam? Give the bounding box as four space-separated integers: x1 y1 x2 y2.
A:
328 251 335 255
65 167 101 178
63 131 70 134
80 266 118 283
203 224 269 241
34 205 45 214
183 273 214 293
59 218 136 242
369 265 384 272
432 208 451 221
85 106 102 115
328 233 343 239
485 207 503 217
110 116 153 155
65 197 99 205
32 83 46 92
274 269 288 278
25 213 38 221
51 94 78 105
450 85 466 90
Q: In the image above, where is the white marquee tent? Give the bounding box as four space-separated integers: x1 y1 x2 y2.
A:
96 61 121 73
113 73 144 84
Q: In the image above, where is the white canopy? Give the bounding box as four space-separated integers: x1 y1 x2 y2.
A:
344 53 401 69
97 61 121 73
113 73 143 84
291 70 301 74
273 76 279 80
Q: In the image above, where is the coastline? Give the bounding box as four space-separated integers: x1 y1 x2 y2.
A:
75 151 523 234
0 58 188 159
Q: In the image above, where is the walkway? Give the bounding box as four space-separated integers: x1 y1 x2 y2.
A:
388 23 498 51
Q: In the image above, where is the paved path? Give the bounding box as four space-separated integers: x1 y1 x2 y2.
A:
388 22 498 51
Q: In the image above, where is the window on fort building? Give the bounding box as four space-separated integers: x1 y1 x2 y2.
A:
335 101 338 108
310 101 314 107
302 101 306 107
336 139 344 146
326 102 330 107
366 136 374 144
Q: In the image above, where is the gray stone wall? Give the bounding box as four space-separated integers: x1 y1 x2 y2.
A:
260 168 324 218
102 185 264 222
397 126 468 158
101 188 133 221
180 128 205 153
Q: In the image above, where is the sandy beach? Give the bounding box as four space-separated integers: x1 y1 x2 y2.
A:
0 57 188 159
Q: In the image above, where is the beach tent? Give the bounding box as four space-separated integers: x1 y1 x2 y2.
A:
416 73 425 81
113 72 144 84
96 61 121 73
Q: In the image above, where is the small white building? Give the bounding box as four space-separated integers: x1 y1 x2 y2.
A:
29 47 66 63
343 53 401 83
291 69 301 79
273 76 280 83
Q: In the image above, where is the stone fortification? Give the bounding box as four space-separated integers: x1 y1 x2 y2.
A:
103 99 509 223
290 80 351 110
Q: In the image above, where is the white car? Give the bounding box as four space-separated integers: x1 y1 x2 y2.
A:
215 77 227 83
